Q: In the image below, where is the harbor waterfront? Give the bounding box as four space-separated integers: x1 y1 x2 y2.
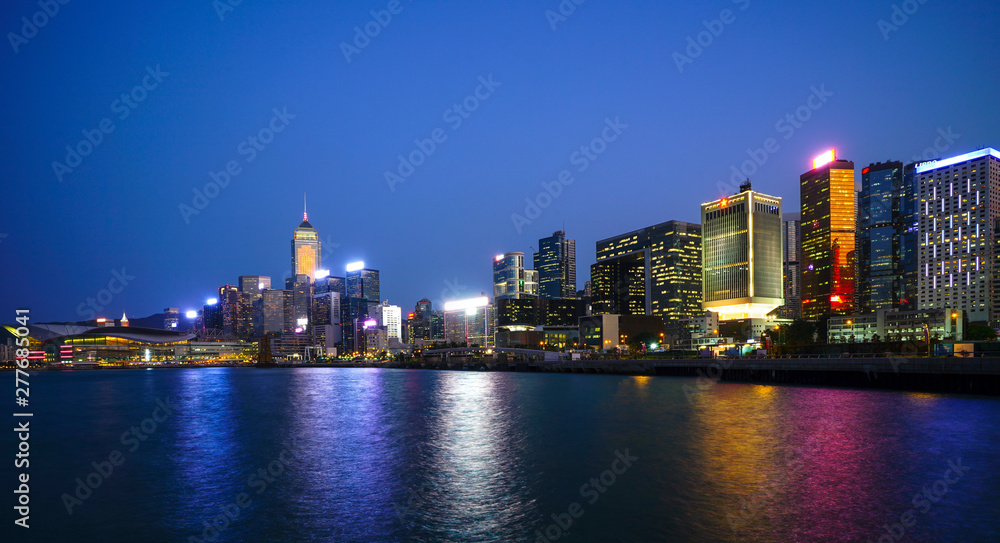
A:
11 367 1000 542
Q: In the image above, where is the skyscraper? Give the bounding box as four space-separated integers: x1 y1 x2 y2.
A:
381 304 402 341
701 181 784 320
493 252 539 299
777 213 801 319
219 284 239 333
346 262 380 302
534 231 577 299
262 289 293 334
858 161 917 312
285 274 313 331
590 252 648 315
800 149 856 318
239 276 271 336
915 148 1000 324
291 200 321 280
593 220 701 323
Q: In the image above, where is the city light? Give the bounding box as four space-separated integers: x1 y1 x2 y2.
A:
363 319 378 328
346 261 365 272
812 148 836 169
830 295 842 303
495 254 504 261
296 318 308 327
206 298 218 305
185 310 197 319
444 296 489 311
914 148 1000 174
315 269 330 280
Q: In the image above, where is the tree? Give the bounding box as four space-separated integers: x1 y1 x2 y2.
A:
964 323 997 341
785 319 816 346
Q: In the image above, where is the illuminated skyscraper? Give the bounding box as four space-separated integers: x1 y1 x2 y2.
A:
346 262 380 302
858 161 917 312
701 181 784 320
776 213 801 319
534 231 576 299
800 149 856 318
239 276 271 336
593 220 701 323
291 197 321 280
493 252 539 299
915 148 1000 324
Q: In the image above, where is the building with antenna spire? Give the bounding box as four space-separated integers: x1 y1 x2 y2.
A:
291 194 322 280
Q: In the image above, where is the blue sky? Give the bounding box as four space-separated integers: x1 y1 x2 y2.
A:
2 0 999 321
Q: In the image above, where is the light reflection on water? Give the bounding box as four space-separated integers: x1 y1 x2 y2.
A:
21 368 1000 542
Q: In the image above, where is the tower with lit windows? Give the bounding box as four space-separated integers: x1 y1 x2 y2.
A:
701 180 784 320
915 148 1000 324
291 195 322 280
800 149 856 318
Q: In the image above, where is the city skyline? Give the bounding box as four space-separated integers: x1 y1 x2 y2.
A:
3 1 1000 322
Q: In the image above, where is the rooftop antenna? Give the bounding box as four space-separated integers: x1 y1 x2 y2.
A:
303 192 308 221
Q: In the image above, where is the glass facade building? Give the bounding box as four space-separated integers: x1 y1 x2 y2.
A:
858 161 917 313
701 186 784 320
534 231 577 299
593 220 701 323
493 252 539 299
776 213 801 319
801 153 856 318
346 269 380 302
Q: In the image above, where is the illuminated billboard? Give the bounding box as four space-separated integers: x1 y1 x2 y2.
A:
443 296 489 312
812 149 836 169
346 261 365 272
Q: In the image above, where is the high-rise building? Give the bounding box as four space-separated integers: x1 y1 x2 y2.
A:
443 297 494 347
493 252 539 299
291 201 321 280
593 220 701 323
858 161 917 313
534 231 577 299
381 304 402 341
801 149 856 318
915 148 1000 324
701 181 784 320
219 285 239 333
163 308 179 330
203 299 222 330
238 276 271 336
777 213 801 319
316 276 346 298
262 289 293 334
346 262 380 302
285 274 313 332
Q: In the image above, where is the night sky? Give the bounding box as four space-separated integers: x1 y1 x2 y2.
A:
2 0 999 322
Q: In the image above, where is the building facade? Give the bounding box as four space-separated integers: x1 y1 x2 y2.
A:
801 150 856 318
534 231 577 299
701 182 784 320
777 213 801 319
593 220 701 323
493 252 539 299
291 211 321 280
915 148 1000 324
858 161 917 313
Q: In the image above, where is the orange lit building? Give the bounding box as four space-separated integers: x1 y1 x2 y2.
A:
800 149 856 318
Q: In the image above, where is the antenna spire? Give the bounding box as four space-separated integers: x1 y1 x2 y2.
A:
303 192 308 221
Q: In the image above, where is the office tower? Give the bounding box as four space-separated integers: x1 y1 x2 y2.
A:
203 299 222 330
443 297 494 347
163 308 179 330
701 180 784 320
316 276 346 298
590 252 648 315
858 161 918 312
541 298 587 326
291 201 322 280
801 149 856 318
238 276 271 336
431 310 445 340
900 163 918 310
346 262 380 302
262 289 293 334
915 148 1000 324
285 274 313 331
313 291 342 352
496 298 541 327
593 220 701 322
239 276 271 297
534 231 577 299
381 304 402 341
777 213 801 319
493 252 539 299
219 285 239 333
